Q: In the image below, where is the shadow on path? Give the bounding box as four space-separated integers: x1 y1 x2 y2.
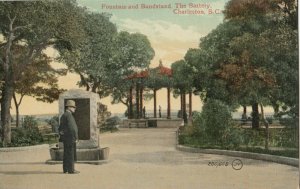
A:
114 150 271 167
0 171 62 175
0 162 45 165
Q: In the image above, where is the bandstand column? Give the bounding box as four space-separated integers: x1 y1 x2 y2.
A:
129 86 133 119
154 89 157 118
136 83 140 119
140 86 143 118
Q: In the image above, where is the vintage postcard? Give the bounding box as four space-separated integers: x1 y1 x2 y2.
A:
0 0 298 189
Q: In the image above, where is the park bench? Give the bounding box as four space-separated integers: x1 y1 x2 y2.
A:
129 120 148 128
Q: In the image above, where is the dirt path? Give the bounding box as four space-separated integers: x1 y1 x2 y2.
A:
0 128 298 189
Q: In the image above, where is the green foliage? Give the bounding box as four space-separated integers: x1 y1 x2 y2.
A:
97 103 112 127
179 100 242 148
46 115 59 133
22 116 38 129
179 126 299 158
61 11 117 96
171 60 194 93
187 0 298 119
0 0 85 144
197 99 234 144
1 116 44 147
222 126 243 148
100 116 121 133
9 127 44 147
179 123 298 157
109 32 155 106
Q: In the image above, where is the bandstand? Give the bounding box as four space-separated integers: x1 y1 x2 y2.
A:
123 60 193 128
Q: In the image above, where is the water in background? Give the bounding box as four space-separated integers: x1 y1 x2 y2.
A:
12 109 274 122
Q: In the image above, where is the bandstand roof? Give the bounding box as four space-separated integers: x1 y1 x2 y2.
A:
127 61 172 79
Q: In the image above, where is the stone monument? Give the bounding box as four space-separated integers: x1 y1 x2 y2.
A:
47 89 109 164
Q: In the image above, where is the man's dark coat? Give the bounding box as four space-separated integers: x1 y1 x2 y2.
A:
58 110 78 173
59 110 78 144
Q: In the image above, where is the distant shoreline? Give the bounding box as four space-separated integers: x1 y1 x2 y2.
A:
10 111 275 121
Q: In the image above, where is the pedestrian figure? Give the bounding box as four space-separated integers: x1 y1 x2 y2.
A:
159 105 162 118
58 100 79 174
143 106 146 118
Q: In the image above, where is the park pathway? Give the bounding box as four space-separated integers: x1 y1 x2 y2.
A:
0 128 298 189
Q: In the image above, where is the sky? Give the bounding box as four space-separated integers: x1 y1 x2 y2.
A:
13 0 229 116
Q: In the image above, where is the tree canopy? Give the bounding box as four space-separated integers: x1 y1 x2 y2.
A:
184 0 298 129
0 0 85 145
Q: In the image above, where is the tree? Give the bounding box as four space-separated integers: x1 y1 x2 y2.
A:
62 12 155 102
0 0 85 145
223 0 298 122
188 0 298 149
171 60 194 124
13 53 66 127
60 11 117 96
191 0 298 132
145 63 172 118
109 31 155 111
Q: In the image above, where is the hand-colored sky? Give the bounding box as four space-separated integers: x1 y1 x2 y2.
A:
16 0 229 116
78 0 227 67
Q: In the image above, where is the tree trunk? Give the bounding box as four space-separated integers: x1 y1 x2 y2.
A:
167 87 171 119
13 94 19 128
12 93 25 128
251 103 260 129
91 83 97 93
180 93 183 118
242 105 247 120
1 81 14 146
153 89 157 118
272 102 279 117
183 92 187 124
189 91 192 118
1 16 15 145
260 103 269 150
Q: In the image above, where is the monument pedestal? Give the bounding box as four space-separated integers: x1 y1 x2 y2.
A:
47 89 109 165
46 147 109 165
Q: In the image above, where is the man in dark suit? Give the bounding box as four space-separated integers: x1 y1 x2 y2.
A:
58 100 79 174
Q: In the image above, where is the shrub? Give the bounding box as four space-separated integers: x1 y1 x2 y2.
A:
6 116 44 147
241 129 265 147
46 115 59 133
98 103 111 126
22 116 38 129
104 116 121 128
222 126 243 149
196 99 234 145
100 116 121 132
11 127 43 147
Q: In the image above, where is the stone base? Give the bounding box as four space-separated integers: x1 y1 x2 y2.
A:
49 147 109 161
122 118 183 128
45 159 109 165
155 118 183 128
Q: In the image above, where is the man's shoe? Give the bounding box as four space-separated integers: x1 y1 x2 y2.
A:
68 170 80 174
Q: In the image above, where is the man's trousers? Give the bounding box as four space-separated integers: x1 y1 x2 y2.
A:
63 142 77 173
